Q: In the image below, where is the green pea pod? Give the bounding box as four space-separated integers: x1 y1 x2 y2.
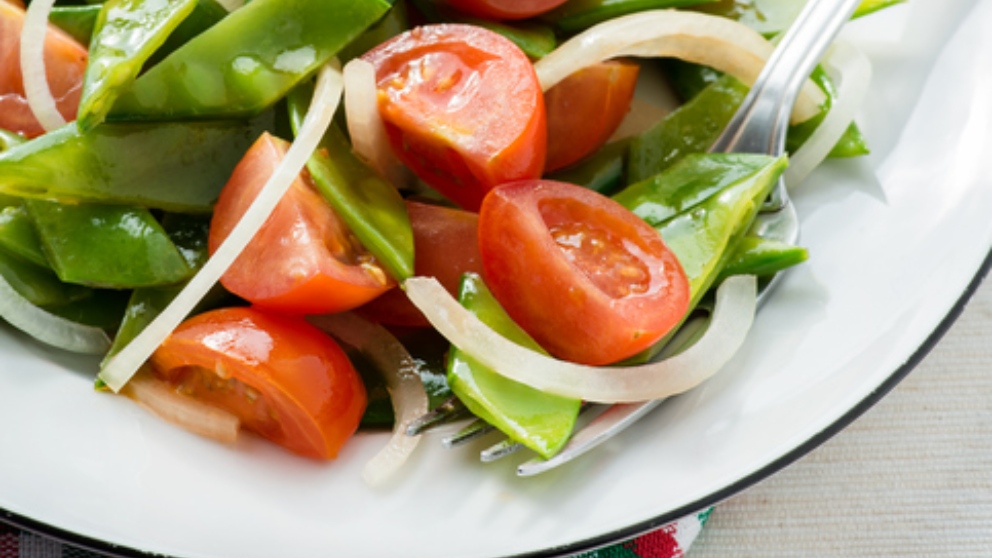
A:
0 128 25 152
627 74 747 183
78 0 207 131
546 139 630 195
25 200 191 288
107 0 391 121
717 236 809 282
408 0 557 59
616 152 786 310
287 84 414 281
0 116 271 212
448 273 581 459
0 205 49 268
0 248 92 308
49 5 102 45
46 289 131 331
541 0 717 34
103 214 232 363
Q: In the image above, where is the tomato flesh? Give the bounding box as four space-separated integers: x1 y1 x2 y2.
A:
441 0 570 20
363 24 546 211
544 60 639 172
479 180 690 365
359 200 483 327
0 0 87 137
209 132 394 314
150 307 367 460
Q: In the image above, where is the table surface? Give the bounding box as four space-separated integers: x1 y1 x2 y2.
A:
689 272 992 557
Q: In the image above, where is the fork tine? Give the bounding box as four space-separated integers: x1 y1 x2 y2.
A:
442 418 495 447
480 439 523 462
405 396 471 436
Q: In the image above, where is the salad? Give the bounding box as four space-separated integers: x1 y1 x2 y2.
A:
0 0 897 484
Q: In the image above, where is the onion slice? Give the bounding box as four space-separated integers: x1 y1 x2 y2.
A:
309 312 428 487
122 367 240 444
534 10 825 124
785 41 872 187
0 272 110 354
405 274 757 403
20 0 67 132
99 60 344 392
343 58 409 189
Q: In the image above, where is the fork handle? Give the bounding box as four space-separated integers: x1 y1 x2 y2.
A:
711 0 864 157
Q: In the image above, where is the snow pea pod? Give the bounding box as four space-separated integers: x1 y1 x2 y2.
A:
0 206 48 268
546 139 629 195
49 5 102 45
448 273 581 459
0 248 92 308
287 84 414 281
106 0 391 121
25 200 192 288
717 236 808 282
78 0 227 131
0 129 24 152
0 116 271 212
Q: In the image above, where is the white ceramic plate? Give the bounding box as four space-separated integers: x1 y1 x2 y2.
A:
2 1 991 556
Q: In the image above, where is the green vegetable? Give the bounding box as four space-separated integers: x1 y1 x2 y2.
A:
546 139 630 195
0 129 26 152
50 5 103 45
0 205 49 268
0 116 272 212
78 0 221 131
448 273 581 459
542 0 718 34
287 84 414 281
25 200 192 288
717 236 809 282
0 248 92 308
106 0 391 121
338 1 410 63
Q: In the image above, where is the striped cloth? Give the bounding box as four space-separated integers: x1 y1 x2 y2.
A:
0 510 710 558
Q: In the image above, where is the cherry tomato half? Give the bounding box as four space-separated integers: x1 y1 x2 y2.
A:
359 200 483 327
441 0 569 20
544 60 640 172
479 180 690 366
0 0 87 137
363 24 546 211
209 132 394 315
150 307 367 459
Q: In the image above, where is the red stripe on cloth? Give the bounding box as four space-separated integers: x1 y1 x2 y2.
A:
626 524 683 558
0 526 19 558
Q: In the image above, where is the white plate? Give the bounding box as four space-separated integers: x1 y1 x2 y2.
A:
2 1 991 556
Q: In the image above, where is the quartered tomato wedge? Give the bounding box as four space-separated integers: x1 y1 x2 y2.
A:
0 0 87 137
209 132 394 314
149 307 367 460
362 24 546 211
359 200 483 327
478 180 690 366
544 60 640 172
441 0 570 20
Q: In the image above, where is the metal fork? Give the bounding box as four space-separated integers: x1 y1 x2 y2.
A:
409 0 864 474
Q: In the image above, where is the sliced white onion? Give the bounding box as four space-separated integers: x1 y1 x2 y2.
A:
99 60 344 393
308 312 428 487
785 41 873 188
343 58 410 189
20 0 66 132
534 10 825 124
122 367 240 444
213 0 245 12
0 272 110 354
405 274 757 403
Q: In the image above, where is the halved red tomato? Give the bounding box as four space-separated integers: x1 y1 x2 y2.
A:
359 200 483 327
362 24 546 211
544 60 640 172
441 0 569 20
0 0 87 137
478 180 690 365
209 132 394 314
150 306 367 459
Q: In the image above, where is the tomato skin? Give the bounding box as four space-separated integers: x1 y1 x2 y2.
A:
362 24 546 211
478 180 690 366
0 0 87 137
441 0 569 20
359 200 483 327
150 307 367 460
544 60 639 172
209 132 394 315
